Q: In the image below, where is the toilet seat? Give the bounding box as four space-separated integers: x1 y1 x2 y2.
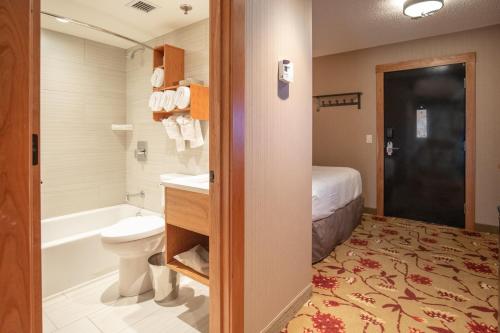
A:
101 216 164 244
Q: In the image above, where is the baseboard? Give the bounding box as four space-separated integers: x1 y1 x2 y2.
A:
261 283 312 333
475 223 499 234
363 207 377 215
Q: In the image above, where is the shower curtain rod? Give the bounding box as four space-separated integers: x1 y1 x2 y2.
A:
41 11 154 51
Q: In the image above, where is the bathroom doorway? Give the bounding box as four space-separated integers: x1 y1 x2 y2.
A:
0 0 244 332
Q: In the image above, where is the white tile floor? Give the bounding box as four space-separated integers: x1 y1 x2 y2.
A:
43 271 209 333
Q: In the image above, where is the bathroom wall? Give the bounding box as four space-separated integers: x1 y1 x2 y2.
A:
41 29 127 219
313 25 500 226
245 0 313 331
125 19 209 213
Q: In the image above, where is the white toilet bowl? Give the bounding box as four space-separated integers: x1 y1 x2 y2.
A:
101 215 164 296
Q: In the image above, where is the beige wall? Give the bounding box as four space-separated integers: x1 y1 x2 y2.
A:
245 0 312 331
41 29 127 218
125 19 209 213
313 25 500 226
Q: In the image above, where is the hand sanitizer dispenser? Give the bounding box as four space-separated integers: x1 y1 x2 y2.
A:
278 60 294 84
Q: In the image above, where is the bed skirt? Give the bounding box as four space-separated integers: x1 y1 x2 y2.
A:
312 195 364 263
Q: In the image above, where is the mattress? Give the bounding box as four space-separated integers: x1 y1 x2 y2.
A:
312 166 362 221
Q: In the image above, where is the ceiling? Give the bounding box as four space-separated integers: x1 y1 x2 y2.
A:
41 0 209 49
313 0 500 57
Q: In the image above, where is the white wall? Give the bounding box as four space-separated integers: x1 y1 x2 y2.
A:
125 19 210 213
245 1 312 331
41 29 126 218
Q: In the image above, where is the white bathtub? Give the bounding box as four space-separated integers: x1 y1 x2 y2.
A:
42 204 160 298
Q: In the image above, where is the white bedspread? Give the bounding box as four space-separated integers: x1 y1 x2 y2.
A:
312 166 362 221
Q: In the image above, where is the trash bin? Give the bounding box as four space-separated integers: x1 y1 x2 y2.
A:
148 252 179 302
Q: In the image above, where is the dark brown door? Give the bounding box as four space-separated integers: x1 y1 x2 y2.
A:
0 1 42 332
383 64 466 227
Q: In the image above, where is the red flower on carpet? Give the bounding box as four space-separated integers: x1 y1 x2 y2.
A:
372 216 387 222
312 312 345 333
421 237 437 244
423 265 435 272
359 258 381 269
312 274 339 290
350 238 368 246
408 274 432 285
462 231 482 237
488 247 498 254
409 328 425 333
353 266 365 273
466 321 497 333
323 300 340 307
382 228 398 235
464 261 493 274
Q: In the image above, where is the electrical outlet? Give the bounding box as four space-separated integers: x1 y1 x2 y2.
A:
366 135 373 144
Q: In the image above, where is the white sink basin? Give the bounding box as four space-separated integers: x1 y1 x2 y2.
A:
160 173 209 194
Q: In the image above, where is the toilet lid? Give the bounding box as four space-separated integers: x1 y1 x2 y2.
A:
101 216 164 243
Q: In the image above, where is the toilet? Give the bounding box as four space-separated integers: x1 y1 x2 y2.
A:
101 215 164 296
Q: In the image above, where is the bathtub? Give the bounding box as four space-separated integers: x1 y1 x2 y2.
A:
42 204 160 298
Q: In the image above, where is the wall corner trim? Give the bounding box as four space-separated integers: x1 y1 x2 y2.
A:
260 283 312 333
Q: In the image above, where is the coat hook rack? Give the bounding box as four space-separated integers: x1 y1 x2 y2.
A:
314 92 362 112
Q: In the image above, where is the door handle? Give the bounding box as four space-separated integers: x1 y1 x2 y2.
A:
386 141 400 156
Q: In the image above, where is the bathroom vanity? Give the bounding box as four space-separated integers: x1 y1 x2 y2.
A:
161 174 209 286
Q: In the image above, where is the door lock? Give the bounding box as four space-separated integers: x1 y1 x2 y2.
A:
386 141 400 156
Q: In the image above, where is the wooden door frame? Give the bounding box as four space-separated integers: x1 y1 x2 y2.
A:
1 0 245 331
0 0 42 332
209 0 245 332
375 52 476 230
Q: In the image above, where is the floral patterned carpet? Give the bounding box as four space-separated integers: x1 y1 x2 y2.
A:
282 214 499 333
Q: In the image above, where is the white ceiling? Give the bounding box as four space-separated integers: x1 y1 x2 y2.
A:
41 0 209 49
313 0 500 57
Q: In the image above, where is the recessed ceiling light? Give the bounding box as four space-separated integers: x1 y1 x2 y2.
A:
403 0 444 18
55 17 70 23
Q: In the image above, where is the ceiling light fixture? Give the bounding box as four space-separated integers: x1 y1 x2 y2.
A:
403 0 444 18
180 4 192 15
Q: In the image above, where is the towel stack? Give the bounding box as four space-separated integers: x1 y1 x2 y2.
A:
149 86 192 112
161 114 204 152
150 68 164 88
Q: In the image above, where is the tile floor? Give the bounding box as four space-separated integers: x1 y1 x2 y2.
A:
43 271 209 333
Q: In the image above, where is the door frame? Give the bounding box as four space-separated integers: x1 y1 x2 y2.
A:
209 0 245 332
0 0 245 331
375 52 476 230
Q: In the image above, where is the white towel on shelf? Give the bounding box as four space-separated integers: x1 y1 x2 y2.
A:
162 90 177 112
150 67 164 88
150 92 164 111
176 114 204 148
162 116 185 152
175 86 191 110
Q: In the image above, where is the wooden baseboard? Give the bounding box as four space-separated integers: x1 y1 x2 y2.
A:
363 207 377 215
475 223 499 234
261 283 312 333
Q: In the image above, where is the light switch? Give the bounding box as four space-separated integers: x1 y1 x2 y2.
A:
366 135 373 144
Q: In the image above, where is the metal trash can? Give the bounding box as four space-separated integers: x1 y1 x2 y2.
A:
148 252 179 302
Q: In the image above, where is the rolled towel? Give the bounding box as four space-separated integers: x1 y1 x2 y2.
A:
161 116 185 152
150 92 164 111
150 67 164 88
175 86 191 110
162 90 177 112
176 114 204 148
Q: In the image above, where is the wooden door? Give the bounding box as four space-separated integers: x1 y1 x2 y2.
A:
0 0 42 332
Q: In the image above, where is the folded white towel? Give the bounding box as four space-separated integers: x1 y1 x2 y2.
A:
162 116 185 152
162 90 177 112
150 92 164 111
150 67 164 88
176 114 204 148
175 86 191 110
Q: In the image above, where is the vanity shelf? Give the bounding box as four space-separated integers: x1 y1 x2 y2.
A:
167 259 209 286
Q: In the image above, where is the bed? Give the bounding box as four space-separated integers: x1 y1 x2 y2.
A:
312 166 363 263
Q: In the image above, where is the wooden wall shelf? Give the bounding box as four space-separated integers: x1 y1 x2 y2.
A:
152 44 209 122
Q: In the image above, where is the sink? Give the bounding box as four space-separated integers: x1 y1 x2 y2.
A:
160 173 209 194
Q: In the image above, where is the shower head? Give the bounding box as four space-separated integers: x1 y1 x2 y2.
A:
127 47 146 59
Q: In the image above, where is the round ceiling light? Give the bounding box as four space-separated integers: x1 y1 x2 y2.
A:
403 0 444 18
